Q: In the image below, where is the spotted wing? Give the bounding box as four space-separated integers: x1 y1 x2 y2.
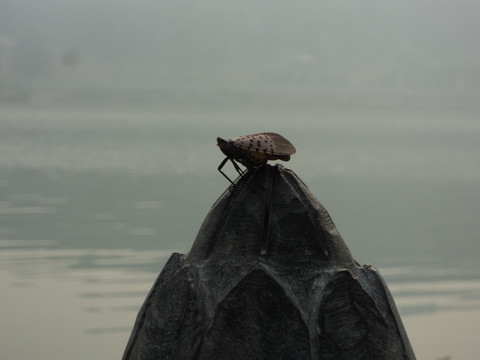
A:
230 132 296 156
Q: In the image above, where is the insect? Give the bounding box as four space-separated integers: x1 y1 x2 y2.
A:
217 132 296 184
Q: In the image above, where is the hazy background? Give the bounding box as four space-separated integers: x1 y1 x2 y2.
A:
1 1 479 359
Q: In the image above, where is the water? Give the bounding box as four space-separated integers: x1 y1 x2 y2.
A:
2 2 480 358
1 92 479 359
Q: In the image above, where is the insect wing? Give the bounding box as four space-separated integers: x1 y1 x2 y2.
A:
264 132 296 155
230 132 296 156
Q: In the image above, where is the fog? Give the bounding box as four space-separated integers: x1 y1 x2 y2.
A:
1 2 480 359
2 1 480 101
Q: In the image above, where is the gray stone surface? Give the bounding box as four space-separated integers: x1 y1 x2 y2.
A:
123 164 416 359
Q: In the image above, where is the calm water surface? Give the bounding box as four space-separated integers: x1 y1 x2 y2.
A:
1 97 479 359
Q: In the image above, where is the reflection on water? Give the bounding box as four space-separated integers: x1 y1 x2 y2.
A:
1 102 479 360
386 266 480 316
2 242 480 360
0 245 174 360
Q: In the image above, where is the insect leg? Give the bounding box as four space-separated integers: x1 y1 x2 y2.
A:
229 158 246 177
230 159 254 191
218 157 235 185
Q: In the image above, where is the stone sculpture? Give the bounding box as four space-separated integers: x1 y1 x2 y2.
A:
123 165 415 359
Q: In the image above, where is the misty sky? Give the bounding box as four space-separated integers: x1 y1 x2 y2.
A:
1 0 480 93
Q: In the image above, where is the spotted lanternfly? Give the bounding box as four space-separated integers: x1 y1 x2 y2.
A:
217 132 296 184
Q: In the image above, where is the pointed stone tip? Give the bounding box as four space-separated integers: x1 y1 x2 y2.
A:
187 164 355 269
